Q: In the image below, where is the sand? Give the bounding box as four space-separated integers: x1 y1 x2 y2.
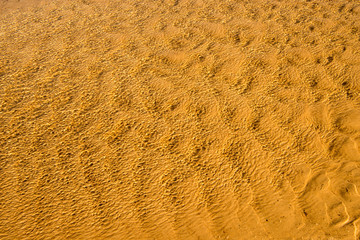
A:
1 0 360 239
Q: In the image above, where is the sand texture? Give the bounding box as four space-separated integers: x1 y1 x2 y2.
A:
1 0 360 239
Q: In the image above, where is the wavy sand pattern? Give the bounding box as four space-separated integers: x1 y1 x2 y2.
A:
1 0 360 239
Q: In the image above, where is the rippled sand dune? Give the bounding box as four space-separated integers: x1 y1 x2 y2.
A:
1 0 360 239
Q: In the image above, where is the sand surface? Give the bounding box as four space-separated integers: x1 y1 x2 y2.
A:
1 0 360 239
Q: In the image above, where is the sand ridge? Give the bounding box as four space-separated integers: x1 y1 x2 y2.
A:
1 0 360 239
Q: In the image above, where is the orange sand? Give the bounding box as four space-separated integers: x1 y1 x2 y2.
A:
1 0 360 239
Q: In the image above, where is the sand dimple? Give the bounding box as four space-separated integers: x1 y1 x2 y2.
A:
337 110 360 133
1 0 360 239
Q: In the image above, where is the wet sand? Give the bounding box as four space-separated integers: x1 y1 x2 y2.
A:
1 0 360 239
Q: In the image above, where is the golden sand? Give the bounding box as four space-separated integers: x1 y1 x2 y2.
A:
1 0 360 239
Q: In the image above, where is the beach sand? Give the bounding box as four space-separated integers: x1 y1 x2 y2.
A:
1 0 360 239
